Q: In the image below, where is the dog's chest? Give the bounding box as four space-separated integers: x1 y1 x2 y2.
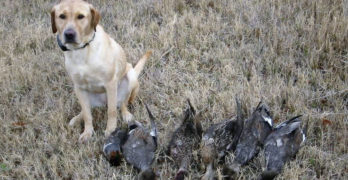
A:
65 55 110 93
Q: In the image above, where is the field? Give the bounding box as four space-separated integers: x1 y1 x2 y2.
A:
0 0 347 179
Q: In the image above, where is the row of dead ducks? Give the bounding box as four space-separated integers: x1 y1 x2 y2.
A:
103 99 307 180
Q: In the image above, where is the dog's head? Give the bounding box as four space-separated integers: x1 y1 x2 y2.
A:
51 0 100 48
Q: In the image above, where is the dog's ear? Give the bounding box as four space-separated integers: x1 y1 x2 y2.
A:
51 8 57 33
90 7 100 31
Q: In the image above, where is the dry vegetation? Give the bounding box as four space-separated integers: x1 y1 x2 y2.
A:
0 0 347 179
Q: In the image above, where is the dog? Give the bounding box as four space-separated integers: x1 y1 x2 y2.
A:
51 0 151 142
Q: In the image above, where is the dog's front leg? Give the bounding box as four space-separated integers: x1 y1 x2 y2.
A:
105 80 118 137
74 88 94 142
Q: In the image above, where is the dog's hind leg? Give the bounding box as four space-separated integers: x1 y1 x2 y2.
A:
69 111 82 126
120 67 139 123
121 98 133 123
128 82 139 105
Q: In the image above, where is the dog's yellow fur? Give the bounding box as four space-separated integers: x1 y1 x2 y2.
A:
51 0 151 142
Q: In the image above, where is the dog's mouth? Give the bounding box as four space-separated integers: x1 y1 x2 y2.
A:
57 34 79 45
64 40 78 45
63 38 80 46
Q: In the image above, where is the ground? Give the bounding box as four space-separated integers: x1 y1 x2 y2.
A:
0 0 347 179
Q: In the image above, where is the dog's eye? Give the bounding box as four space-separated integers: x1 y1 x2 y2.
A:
59 14 66 19
77 14 85 19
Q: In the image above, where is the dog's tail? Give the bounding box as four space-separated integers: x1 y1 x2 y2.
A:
134 51 152 77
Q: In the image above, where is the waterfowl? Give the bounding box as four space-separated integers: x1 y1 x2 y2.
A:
103 127 128 166
201 98 245 180
223 101 273 176
259 115 307 180
122 105 158 180
168 99 203 180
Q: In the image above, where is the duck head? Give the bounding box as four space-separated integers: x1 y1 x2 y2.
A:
103 128 128 166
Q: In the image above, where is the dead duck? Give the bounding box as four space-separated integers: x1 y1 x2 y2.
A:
201 98 245 180
259 115 307 180
223 101 273 176
168 99 203 180
103 127 128 166
122 104 158 180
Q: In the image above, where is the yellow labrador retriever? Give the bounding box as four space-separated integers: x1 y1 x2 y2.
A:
51 0 151 142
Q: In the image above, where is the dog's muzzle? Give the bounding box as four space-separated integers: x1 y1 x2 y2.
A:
64 28 76 43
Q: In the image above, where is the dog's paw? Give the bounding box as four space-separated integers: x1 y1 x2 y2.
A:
78 128 94 143
122 111 133 123
105 128 114 137
69 113 82 127
105 118 117 137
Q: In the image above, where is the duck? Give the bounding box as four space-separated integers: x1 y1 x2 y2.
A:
122 104 158 180
223 101 273 176
201 97 245 180
168 99 203 180
259 115 307 180
103 127 128 166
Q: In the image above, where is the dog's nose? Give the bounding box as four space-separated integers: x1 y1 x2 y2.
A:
64 29 76 42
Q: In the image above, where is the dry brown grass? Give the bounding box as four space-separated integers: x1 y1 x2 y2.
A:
0 0 347 179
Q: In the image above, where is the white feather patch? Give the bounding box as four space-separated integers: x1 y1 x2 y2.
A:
262 115 273 126
301 130 306 144
176 139 183 146
129 129 135 134
276 139 283 147
103 143 113 152
150 131 156 137
276 122 286 129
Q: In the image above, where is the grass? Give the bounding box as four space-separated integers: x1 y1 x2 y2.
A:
0 0 347 179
